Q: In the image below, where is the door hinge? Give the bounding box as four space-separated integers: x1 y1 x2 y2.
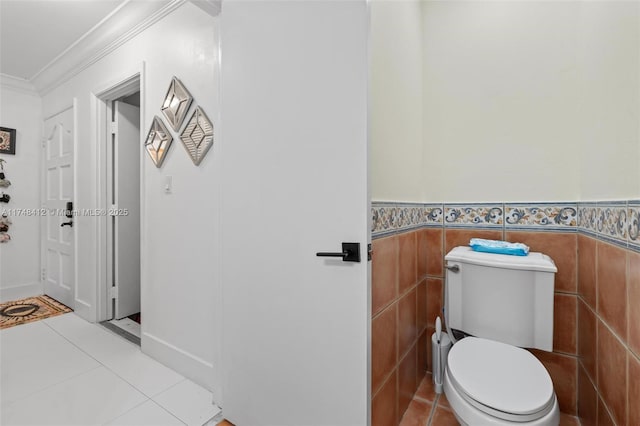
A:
109 286 118 299
41 268 46 281
367 243 372 261
110 122 117 134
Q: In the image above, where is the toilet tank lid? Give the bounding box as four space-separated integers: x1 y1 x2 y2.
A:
445 246 557 273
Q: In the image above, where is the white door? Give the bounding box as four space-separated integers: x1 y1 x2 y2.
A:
43 108 75 308
220 2 370 425
108 101 141 319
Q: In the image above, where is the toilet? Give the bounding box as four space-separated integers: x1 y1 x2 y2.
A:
442 246 560 426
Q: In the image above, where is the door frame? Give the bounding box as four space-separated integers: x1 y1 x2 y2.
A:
40 101 78 310
93 70 145 323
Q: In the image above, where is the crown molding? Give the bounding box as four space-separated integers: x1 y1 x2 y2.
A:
0 73 38 95
32 0 187 95
190 0 221 17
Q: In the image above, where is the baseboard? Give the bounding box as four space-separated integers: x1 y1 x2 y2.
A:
0 282 44 303
142 331 220 402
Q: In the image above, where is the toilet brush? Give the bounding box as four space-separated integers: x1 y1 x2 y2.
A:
434 316 442 392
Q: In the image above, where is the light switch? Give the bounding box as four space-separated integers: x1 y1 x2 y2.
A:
164 176 172 194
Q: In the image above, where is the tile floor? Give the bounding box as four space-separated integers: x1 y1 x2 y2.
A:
0 313 221 426
400 374 582 426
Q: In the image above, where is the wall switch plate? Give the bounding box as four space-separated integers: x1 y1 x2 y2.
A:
164 176 172 194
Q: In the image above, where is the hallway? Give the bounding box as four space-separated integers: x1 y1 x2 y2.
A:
0 314 221 425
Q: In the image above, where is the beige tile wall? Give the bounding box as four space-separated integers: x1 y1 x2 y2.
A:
372 230 428 426
577 234 639 426
372 226 583 425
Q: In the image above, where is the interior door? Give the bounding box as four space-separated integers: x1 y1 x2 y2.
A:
220 2 370 425
109 101 141 319
43 108 75 308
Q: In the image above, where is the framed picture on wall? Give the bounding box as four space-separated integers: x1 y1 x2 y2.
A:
0 127 16 155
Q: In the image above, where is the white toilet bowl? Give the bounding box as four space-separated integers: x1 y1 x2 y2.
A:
443 337 560 426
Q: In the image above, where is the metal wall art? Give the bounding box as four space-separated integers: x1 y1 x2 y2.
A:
144 117 173 168
180 107 214 166
161 77 193 132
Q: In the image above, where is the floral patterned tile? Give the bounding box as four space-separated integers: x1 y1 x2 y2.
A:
424 204 444 226
597 203 628 245
578 203 598 235
629 201 640 250
371 202 424 237
371 204 397 235
443 204 503 228
505 203 577 230
373 200 639 250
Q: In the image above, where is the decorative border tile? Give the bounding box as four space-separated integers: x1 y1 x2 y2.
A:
371 202 424 237
444 204 503 228
372 200 638 252
597 202 628 246
629 201 640 251
578 203 598 236
423 204 444 227
505 203 577 231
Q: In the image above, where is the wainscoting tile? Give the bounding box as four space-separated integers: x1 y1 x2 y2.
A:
398 289 417 359
372 235 398 316
504 203 577 230
554 294 577 355
577 299 597 384
505 231 577 293
578 234 597 309
597 203 629 246
628 251 640 356
596 241 627 339
371 371 397 426
577 363 597 426
597 320 627 426
444 204 503 228
372 304 397 395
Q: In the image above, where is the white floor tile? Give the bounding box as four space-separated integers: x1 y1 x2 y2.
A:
1 366 147 426
103 346 186 397
0 320 100 404
153 380 221 426
44 313 139 357
105 400 185 426
45 314 184 396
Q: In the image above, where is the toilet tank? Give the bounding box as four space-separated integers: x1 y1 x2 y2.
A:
444 246 557 351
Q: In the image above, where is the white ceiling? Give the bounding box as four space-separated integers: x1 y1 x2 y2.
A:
0 0 127 80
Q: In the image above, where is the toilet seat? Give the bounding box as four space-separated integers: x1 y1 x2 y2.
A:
447 337 555 422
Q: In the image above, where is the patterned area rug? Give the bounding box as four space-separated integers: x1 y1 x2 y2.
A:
0 295 72 330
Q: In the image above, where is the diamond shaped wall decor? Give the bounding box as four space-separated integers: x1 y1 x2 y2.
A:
180 106 214 166
144 116 173 167
161 77 193 132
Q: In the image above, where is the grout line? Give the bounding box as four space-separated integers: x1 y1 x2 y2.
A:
43 317 206 425
42 314 183 400
426 394 439 426
577 293 637 361
0 362 104 408
104 398 187 426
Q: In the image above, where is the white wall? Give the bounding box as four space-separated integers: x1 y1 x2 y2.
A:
41 2 221 397
0 81 43 301
371 1 640 203
578 1 640 201
421 1 582 203
370 0 425 202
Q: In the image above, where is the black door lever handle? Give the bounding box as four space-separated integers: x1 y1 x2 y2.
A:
316 242 361 263
61 221 73 227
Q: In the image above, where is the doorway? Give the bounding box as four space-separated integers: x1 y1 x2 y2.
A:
98 80 142 343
